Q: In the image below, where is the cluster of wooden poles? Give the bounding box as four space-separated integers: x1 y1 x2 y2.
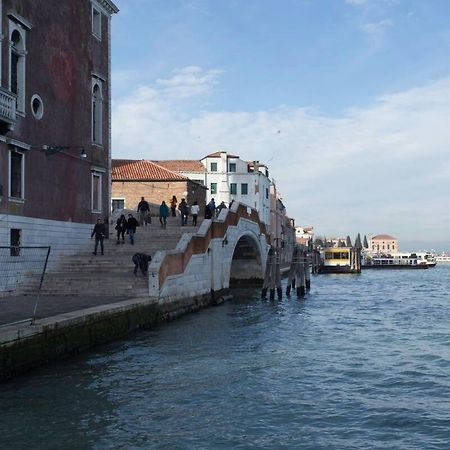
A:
261 245 312 300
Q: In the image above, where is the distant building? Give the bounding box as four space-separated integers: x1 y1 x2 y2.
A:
201 151 271 226
154 151 272 227
0 0 118 258
270 183 295 264
112 159 206 212
295 226 314 246
369 234 399 253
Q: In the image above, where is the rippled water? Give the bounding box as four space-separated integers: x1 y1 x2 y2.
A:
2 267 450 449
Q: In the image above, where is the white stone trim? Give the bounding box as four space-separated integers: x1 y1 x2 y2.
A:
7 10 32 30
91 0 119 16
91 4 102 40
91 170 103 213
8 18 26 114
0 135 31 150
8 147 25 200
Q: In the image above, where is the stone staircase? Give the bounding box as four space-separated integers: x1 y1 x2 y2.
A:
17 217 202 297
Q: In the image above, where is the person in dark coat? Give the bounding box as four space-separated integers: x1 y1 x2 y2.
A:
115 214 127 244
127 214 139 245
208 198 216 217
91 218 106 255
178 198 189 226
132 253 152 276
170 195 177 217
137 196 150 226
159 201 169 229
217 201 227 215
204 203 212 220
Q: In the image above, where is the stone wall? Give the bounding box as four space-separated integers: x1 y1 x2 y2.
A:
112 180 206 212
0 290 231 381
0 214 93 293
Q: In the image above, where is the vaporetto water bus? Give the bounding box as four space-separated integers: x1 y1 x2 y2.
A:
318 247 361 274
363 253 429 269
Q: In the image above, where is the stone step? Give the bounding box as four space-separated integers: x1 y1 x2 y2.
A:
26 219 202 296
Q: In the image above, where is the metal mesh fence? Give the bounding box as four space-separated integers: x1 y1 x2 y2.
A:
0 246 51 325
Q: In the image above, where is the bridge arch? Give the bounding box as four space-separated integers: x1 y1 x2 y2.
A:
149 202 270 299
229 231 264 287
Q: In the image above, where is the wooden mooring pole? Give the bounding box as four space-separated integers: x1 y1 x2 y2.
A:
311 248 320 274
261 246 282 300
285 245 310 298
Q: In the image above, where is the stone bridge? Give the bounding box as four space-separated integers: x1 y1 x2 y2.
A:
148 202 270 302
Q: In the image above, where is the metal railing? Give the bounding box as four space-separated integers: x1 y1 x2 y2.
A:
0 246 51 327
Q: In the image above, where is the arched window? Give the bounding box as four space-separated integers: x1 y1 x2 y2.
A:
10 28 26 112
92 82 103 145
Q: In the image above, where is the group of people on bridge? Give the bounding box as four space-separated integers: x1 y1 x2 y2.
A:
91 196 232 256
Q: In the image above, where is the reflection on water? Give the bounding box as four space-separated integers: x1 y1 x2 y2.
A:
2 267 450 449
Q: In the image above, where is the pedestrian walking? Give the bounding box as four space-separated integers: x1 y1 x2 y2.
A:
159 200 169 229
217 201 227 215
204 203 212 219
178 198 189 226
126 213 139 245
170 195 177 217
191 201 200 226
137 196 150 226
208 198 216 217
115 214 127 244
91 218 106 255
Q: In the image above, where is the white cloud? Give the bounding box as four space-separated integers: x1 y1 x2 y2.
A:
155 66 223 99
112 76 450 242
361 19 393 35
359 19 393 50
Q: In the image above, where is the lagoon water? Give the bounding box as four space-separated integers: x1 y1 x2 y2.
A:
1 266 450 449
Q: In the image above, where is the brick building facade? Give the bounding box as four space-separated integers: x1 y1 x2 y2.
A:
112 160 207 214
0 0 118 257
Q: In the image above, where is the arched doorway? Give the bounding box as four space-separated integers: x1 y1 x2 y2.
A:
229 234 263 287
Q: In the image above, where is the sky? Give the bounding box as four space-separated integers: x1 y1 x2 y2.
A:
110 0 450 249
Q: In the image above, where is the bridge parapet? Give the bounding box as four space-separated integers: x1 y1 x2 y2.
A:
148 202 270 302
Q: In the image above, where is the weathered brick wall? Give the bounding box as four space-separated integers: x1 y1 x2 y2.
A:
0 0 112 224
112 180 206 212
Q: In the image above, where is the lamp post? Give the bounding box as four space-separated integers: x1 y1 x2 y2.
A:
41 145 87 159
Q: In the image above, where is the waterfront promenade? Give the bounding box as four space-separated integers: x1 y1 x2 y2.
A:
0 294 134 326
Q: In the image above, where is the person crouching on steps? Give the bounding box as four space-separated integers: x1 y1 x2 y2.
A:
91 218 106 255
115 214 127 244
126 214 139 245
132 253 152 276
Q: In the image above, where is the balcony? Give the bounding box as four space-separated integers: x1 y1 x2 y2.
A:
0 87 16 131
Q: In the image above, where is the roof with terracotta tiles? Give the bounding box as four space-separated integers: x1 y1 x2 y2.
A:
152 160 205 173
370 234 397 240
112 159 189 181
204 151 240 159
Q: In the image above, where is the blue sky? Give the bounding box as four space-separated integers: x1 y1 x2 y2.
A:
111 0 450 249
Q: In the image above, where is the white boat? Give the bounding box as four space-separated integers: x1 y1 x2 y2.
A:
436 254 450 264
415 252 436 267
363 252 429 269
